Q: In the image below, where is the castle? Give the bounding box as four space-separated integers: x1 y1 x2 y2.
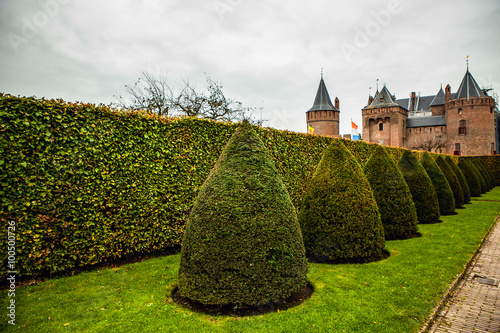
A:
306 67 499 155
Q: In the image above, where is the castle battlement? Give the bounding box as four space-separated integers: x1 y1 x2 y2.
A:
306 110 339 121
446 96 494 108
363 106 407 116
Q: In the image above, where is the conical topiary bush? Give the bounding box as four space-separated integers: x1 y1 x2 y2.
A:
457 159 481 197
482 161 496 188
420 152 455 215
482 160 496 188
364 146 419 240
435 155 464 208
445 156 470 204
469 160 487 193
298 140 386 263
477 160 495 190
398 150 440 224
482 160 496 187
177 121 308 308
472 160 492 191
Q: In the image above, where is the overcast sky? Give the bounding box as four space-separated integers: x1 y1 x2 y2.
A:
1 0 499 135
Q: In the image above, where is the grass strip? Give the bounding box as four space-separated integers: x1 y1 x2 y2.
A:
2 188 500 333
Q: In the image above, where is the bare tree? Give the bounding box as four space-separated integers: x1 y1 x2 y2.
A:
114 71 264 124
411 134 448 153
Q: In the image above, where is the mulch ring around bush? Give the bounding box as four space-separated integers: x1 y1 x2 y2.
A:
171 281 314 317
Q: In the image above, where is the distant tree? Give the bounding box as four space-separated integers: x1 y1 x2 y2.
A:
114 71 264 124
411 134 448 153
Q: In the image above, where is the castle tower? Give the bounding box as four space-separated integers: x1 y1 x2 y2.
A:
306 74 340 137
362 84 408 147
445 67 496 155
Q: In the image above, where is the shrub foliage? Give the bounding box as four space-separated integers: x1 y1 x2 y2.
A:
457 159 482 197
476 160 495 190
398 151 440 224
177 121 307 306
420 152 455 215
445 156 470 204
469 160 487 193
364 146 419 240
435 155 464 208
2 94 500 279
298 140 386 263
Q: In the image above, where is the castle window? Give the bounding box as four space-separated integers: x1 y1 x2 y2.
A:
459 120 466 135
379 123 383 131
458 107 462 115
454 143 461 156
491 107 494 114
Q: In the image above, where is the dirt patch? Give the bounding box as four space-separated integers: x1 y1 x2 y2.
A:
171 281 314 317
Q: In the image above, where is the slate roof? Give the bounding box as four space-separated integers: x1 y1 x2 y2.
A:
406 115 446 128
308 76 338 112
396 92 457 111
365 85 399 108
430 86 446 106
456 69 485 100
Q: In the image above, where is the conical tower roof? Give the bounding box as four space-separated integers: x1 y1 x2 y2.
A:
430 86 446 106
456 69 485 101
308 75 339 112
365 85 399 108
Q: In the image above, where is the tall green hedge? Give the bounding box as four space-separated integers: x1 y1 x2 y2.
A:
398 151 440 224
2 94 500 279
457 159 482 197
444 156 470 204
178 121 307 306
363 146 418 240
297 140 386 263
0 95 333 279
435 156 463 208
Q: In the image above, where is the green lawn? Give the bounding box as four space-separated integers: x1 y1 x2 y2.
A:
3 188 500 333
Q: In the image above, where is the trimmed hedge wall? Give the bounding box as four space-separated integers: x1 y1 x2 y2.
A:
2 94 500 279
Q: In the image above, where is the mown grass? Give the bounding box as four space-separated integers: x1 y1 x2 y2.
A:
3 188 500 333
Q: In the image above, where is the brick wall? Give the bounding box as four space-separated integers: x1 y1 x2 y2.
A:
306 110 340 137
446 97 495 155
